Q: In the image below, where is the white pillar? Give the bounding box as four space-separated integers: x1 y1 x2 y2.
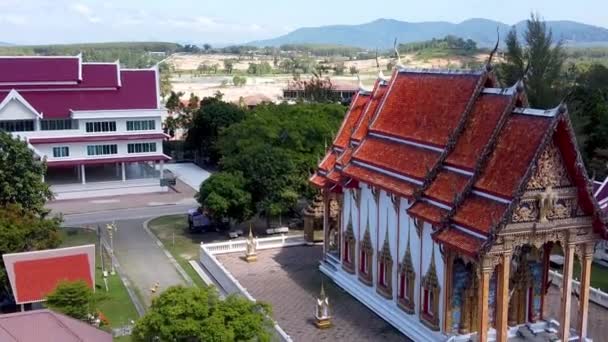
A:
159 160 164 179
81 164 86 184
121 162 126 182
115 162 120 177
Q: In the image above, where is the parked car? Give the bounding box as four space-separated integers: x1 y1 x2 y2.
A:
187 208 213 232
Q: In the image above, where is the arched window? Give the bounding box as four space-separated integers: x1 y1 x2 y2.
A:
420 247 441 331
398 230 415 314
376 230 393 299
358 227 373 285
342 216 356 274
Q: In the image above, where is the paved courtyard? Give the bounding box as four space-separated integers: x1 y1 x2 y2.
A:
545 283 607 340
217 246 408 342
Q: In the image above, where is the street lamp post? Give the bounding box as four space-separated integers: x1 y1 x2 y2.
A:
106 222 118 275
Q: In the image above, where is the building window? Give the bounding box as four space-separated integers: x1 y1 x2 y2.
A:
40 119 77 130
398 234 416 314
52 146 69 158
87 144 118 156
126 120 156 131
85 121 116 133
358 226 373 286
0 120 34 132
342 216 356 274
127 142 157 154
420 248 441 331
376 231 393 299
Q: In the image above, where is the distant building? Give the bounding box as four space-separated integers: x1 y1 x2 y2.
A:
0 309 111 341
2 245 95 306
0 55 170 199
283 79 358 102
236 94 273 109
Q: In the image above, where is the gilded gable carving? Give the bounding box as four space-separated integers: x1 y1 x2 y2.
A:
511 196 585 223
526 142 572 190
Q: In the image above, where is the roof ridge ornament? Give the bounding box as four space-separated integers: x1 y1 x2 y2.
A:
393 38 404 69
485 27 500 72
375 49 387 81
356 74 371 93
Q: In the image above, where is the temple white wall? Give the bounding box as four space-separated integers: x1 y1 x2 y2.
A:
359 184 378 282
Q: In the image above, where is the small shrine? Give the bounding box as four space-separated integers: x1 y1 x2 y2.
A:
244 226 257 263
314 282 332 329
303 194 340 244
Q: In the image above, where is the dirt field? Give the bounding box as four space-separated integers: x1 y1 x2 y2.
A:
166 53 491 103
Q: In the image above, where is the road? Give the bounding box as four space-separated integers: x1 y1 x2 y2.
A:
63 204 193 306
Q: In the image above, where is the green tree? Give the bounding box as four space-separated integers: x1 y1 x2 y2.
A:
218 103 344 218
0 132 52 213
0 205 61 295
132 286 272 342
197 171 252 224
233 75 247 87
223 59 235 74
499 13 566 108
203 43 212 52
567 64 608 177
186 97 247 164
334 62 345 75
349 65 359 75
158 62 174 99
46 280 96 321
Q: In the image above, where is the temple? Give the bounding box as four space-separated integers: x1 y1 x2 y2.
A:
0 55 169 199
310 61 607 341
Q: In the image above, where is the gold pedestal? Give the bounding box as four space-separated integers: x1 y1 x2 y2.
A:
315 317 331 329
245 253 257 262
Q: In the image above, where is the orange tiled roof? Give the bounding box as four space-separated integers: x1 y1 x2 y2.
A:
475 114 552 199
352 81 389 142
452 195 509 235
369 72 482 147
434 228 483 257
408 201 448 225
445 94 511 170
424 170 469 205
334 93 370 149
342 163 416 198
354 137 440 180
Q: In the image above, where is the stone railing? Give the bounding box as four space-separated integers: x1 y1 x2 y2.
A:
203 234 306 255
549 270 608 308
200 235 308 342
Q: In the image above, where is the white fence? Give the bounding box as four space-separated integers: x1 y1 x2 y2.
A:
548 270 608 308
200 235 307 342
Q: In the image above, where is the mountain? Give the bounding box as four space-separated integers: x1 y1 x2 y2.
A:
0 42 13 46
249 18 608 49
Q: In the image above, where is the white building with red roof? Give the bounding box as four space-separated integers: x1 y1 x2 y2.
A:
0 54 170 199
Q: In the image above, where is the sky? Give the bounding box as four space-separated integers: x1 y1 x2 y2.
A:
1 0 607 45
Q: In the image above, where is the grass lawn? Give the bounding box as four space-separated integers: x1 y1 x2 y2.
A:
147 215 210 288
60 228 140 329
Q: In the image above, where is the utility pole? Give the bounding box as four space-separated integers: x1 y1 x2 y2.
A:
98 225 105 275
106 222 118 275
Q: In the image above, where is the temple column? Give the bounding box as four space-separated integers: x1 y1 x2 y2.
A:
80 164 86 184
559 242 575 340
443 251 454 333
477 260 493 342
496 251 511 342
540 243 552 320
121 162 126 182
322 190 329 258
577 242 594 341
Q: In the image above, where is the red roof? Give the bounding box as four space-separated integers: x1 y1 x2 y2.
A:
0 56 159 119
14 255 92 303
445 94 511 170
29 133 169 144
354 137 440 180
0 310 111 342
352 81 389 142
311 67 607 252
0 57 79 83
424 170 469 205
334 93 369 149
475 114 552 199
369 72 482 147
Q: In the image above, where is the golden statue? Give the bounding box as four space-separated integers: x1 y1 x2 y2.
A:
538 186 557 223
315 282 331 329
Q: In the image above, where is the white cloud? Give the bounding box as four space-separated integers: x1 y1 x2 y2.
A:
70 3 101 23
